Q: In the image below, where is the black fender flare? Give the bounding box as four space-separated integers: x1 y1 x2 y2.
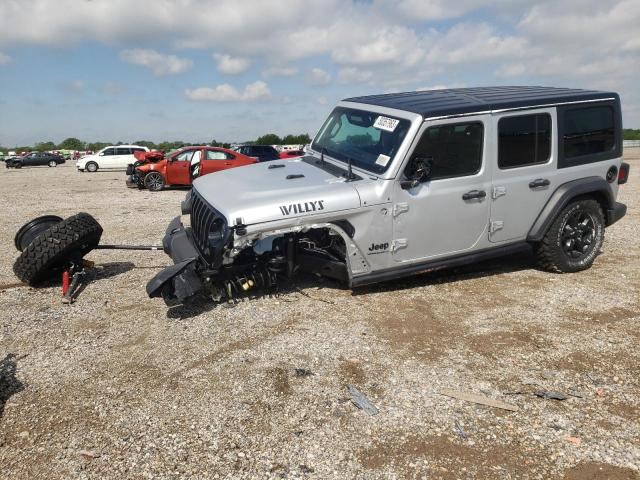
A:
527 176 614 242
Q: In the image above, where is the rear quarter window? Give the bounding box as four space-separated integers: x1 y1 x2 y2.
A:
558 100 621 168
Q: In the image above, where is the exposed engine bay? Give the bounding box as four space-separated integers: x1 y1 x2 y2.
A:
146 212 350 306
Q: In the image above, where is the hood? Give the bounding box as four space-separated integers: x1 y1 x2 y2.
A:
192 158 361 225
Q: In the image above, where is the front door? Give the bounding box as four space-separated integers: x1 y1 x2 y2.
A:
99 147 117 168
166 149 195 185
489 108 557 243
393 116 492 263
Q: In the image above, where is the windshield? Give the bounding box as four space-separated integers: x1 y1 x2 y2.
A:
311 107 411 174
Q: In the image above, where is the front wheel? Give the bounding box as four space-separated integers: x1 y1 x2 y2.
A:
535 199 604 273
48 160 57 167
144 172 165 191
85 161 98 173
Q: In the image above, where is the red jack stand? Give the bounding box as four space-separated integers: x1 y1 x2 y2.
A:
61 262 89 304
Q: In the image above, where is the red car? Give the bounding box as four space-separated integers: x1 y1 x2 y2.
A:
127 146 257 191
279 150 305 159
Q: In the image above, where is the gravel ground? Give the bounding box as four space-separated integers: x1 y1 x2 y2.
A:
0 153 639 479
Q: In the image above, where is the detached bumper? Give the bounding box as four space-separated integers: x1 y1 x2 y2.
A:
606 202 627 226
146 216 203 303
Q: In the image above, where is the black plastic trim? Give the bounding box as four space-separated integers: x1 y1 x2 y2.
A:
606 202 627 226
527 177 614 242
350 242 530 287
330 220 356 238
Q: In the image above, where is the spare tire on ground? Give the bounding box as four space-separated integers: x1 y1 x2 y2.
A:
13 213 103 285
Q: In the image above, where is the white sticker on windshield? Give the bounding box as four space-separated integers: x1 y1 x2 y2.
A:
373 116 399 132
375 154 391 167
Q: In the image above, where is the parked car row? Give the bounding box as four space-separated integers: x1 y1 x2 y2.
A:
5 152 66 168
126 146 257 191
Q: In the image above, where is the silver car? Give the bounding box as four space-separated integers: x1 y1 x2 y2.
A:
148 86 629 305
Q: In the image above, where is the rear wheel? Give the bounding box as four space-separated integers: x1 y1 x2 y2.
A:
535 199 604 273
86 161 98 173
144 172 165 191
13 213 103 285
48 160 57 167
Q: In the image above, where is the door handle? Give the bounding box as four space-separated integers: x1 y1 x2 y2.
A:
462 190 486 201
529 178 550 189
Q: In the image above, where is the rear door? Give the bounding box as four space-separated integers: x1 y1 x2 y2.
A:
200 148 234 175
489 108 557 243
113 147 132 169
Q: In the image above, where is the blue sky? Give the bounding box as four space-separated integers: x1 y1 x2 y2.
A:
0 0 638 147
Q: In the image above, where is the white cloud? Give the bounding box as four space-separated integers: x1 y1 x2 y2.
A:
185 80 271 102
417 83 466 91
120 49 192 76
213 53 250 75
337 67 373 84
306 68 331 86
0 52 12 65
262 66 298 77
61 79 85 94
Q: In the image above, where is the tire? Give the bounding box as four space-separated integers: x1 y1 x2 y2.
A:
86 161 98 173
13 213 103 285
535 199 604 273
48 160 57 167
14 162 22 169
144 172 165 192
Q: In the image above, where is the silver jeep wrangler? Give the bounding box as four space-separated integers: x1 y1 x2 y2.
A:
147 86 629 305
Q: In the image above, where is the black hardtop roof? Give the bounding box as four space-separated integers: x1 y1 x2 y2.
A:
344 86 618 118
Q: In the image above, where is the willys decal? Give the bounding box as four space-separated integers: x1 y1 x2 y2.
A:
279 200 325 216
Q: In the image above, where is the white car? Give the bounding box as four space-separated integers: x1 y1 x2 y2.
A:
76 145 149 172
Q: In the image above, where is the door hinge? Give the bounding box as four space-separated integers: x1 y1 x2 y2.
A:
489 220 504 234
492 186 506 199
393 202 409 217
391 238 408 252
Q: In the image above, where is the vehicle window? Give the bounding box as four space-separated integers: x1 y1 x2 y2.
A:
102 148 115 156
498 113 551 169
116 147 131 155
131 148 146 153
312 107 411 174
411 122 484 180
563 106 614 158
206 150 229 160
174 150 194 162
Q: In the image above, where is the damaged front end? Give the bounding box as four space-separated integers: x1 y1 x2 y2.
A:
146 190 350 305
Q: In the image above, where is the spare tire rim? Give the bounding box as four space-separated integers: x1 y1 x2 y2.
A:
561 211 596 259
14 215 64 251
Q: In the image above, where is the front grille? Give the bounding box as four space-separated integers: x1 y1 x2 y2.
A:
190 189 227 258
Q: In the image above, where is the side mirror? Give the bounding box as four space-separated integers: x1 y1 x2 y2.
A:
400 157 432 190
99 152 104 156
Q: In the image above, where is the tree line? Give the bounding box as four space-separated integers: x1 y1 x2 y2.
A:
1 133 312 153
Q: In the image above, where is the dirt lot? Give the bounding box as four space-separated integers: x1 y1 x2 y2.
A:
1 153 639 479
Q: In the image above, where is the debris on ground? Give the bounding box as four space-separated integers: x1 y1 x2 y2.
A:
347 385 379 416
439 388 519 412
78 450 100 460
294 368 313 377
534 390 569 401
454 420 467 439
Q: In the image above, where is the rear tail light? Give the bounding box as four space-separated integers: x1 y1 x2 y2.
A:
618 162 630 185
